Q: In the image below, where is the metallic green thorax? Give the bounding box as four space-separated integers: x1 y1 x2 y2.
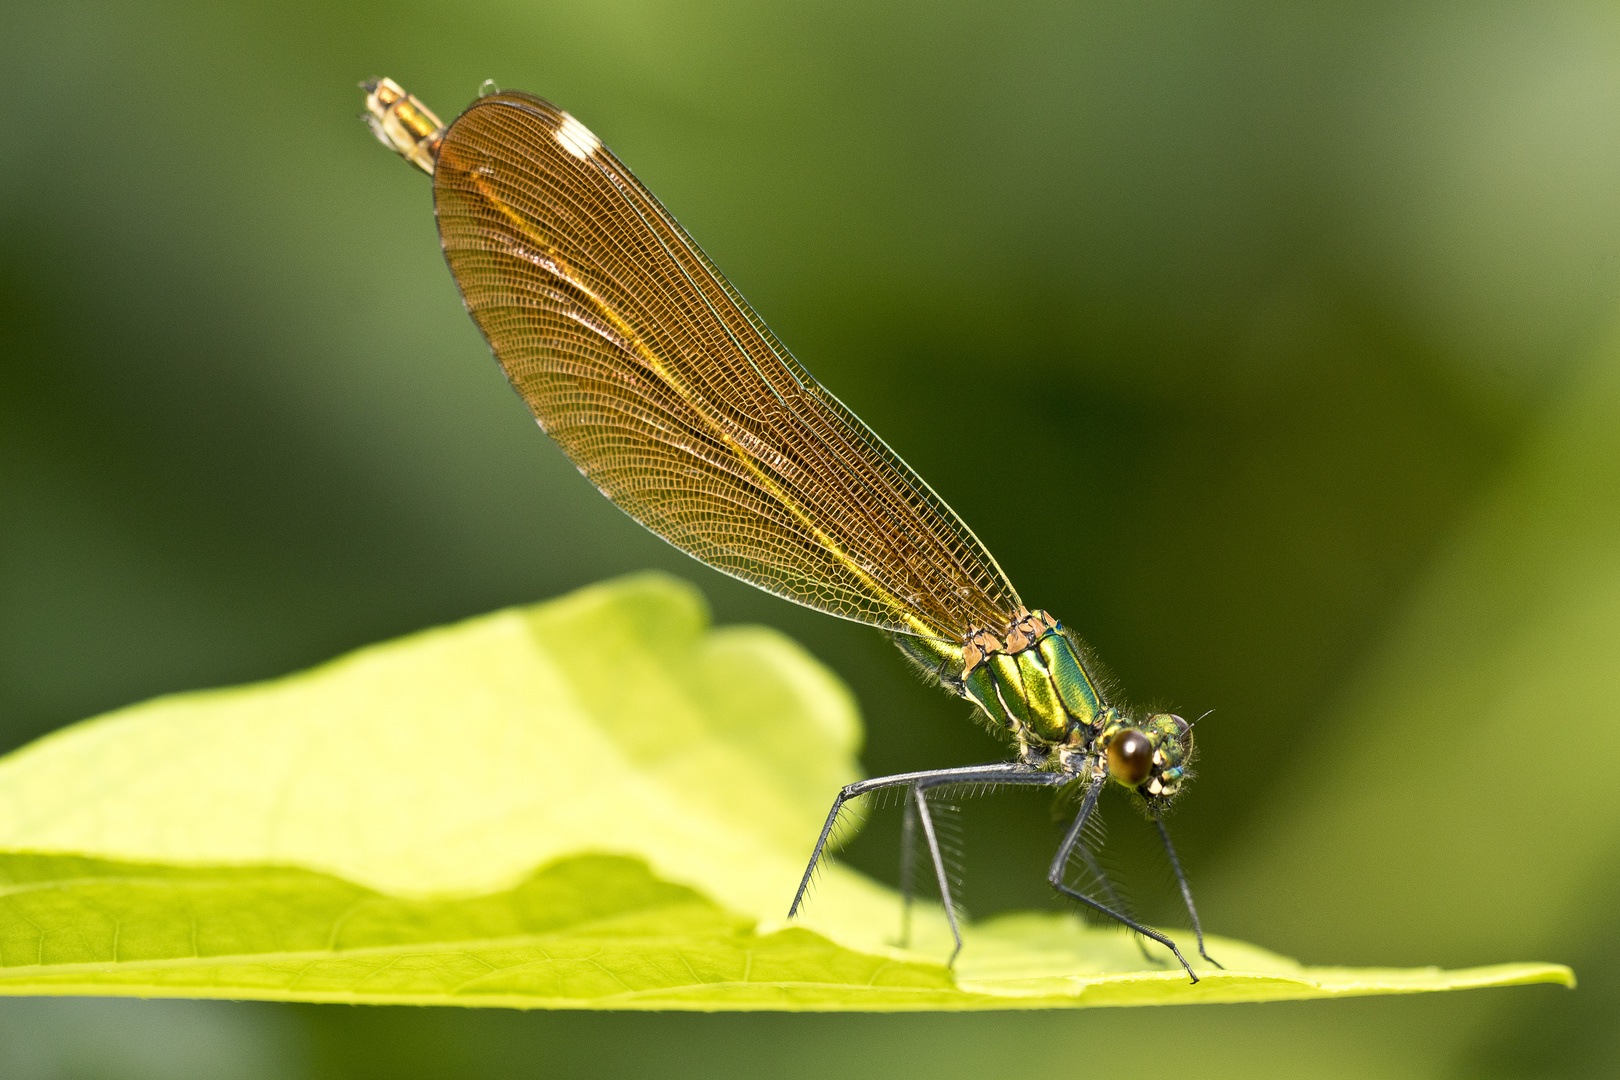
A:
972 626 1102 743
892 609 1101 749
892 610 1193 804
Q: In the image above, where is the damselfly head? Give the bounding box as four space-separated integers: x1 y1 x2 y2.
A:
362 77 445 175
1101 712 1193 806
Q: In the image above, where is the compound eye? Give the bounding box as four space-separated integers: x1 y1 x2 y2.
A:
1106 729 1154 787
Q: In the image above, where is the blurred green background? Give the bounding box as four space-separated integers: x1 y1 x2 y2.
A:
3 0 1618 1075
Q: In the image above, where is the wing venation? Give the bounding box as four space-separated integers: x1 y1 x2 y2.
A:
432 90 1022 640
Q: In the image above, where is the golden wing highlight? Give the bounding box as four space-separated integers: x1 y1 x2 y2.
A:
432 90 1021 641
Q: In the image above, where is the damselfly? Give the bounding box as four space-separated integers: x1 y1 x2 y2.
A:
363 77 1219 980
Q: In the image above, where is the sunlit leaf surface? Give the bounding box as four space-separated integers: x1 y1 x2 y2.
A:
0 574 1571 1009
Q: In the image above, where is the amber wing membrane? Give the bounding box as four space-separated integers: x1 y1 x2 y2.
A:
432 90 1021 640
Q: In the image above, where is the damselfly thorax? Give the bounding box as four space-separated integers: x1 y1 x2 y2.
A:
895 611 1190 791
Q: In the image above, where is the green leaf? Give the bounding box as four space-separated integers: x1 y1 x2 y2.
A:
0 573 1572 1009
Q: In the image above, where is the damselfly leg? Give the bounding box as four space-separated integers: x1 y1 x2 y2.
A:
908 784 962 961
1155 817 1222 968
789 762 1068 964
899 784 917 947
896 779 1149 963
1049 780 1199 982
1072 837 1157 965
897 783 970 951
